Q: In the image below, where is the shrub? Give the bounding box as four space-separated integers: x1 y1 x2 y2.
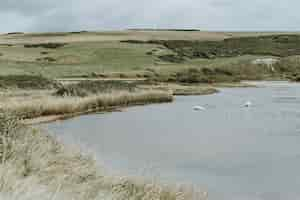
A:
40 51 49 55
120 40 147 44
158 54 185 63
24 43 67 49
146 51 153 55
36 57 56 62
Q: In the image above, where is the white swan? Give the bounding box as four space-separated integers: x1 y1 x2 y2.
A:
193 106 206 111
244 101 252 107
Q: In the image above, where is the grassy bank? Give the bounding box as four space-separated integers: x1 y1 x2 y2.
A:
0 113 207 200
1 90 173 120
0 77 173 120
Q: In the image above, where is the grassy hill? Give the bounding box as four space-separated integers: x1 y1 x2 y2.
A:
0 31 300 81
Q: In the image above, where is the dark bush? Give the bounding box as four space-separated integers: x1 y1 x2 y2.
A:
293 76 300 82
36 57 56 62
146 51 153 55
120 40 147 44
24 43 67 49
158 54 185 63
6 32 24 35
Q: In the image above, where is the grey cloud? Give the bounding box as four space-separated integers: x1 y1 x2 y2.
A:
0 0 300 32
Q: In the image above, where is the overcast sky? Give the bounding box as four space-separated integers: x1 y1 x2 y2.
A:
0 0 299 33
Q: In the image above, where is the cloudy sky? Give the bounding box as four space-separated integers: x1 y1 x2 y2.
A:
0 0 299 33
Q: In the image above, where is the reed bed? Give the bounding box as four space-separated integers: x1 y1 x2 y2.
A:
0 90 173 119
0 113 207 200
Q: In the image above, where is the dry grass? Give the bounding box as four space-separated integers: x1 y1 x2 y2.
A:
0 113 207 200
0 90 173 119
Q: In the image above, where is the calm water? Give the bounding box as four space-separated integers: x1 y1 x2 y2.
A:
46 82 300 200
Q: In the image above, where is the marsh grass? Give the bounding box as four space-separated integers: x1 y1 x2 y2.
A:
1 90 173 119
0 112 207 200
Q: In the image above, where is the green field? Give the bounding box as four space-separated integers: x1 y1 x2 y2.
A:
1 31 300 81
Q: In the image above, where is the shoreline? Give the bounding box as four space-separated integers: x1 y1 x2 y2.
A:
20 81 258 125
22 101 171 125
0 80 290 200
0 113 208 200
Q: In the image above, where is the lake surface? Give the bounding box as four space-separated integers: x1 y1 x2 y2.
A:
46 82 300 200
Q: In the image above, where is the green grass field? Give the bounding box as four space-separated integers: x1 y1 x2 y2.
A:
0 40 281 78
0 31 300 80
0 41 166 77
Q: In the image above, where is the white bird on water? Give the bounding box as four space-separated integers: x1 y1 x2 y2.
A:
244 101 252 107
193 106 206 111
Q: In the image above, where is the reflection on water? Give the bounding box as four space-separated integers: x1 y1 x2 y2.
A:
46 82 300 200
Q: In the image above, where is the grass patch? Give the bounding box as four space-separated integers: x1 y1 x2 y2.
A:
55 80 137 97
0 75 59 90
170 68 239 83
149 35 300 61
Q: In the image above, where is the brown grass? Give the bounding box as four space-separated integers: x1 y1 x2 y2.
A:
0 90 173 119
0 113 207 200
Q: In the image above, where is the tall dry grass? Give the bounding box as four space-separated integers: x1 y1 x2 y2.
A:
0 113 207 200
0 90 173 119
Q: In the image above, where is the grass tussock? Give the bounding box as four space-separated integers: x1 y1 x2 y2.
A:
0 113 207 200
2 91 173 119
